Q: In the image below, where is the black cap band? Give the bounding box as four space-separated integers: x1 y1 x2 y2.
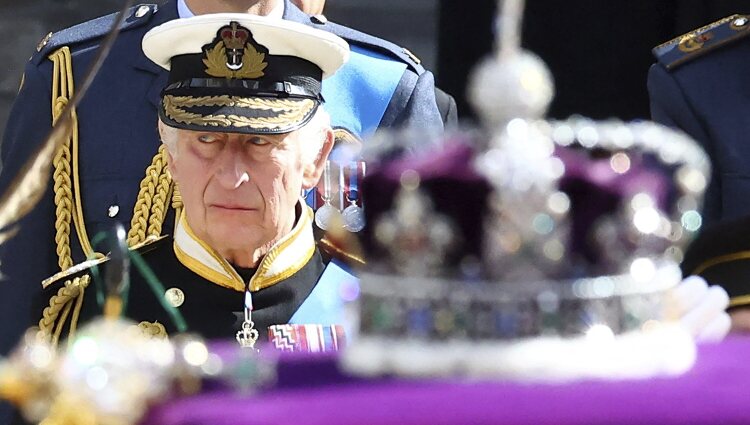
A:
164 78 323 101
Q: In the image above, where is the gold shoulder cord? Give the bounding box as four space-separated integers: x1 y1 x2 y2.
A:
37 275 90 346
128 146 183 244
48 47 103 267
39 48 99 344
40 48 181 344
49 47 75 272
126 144 175 246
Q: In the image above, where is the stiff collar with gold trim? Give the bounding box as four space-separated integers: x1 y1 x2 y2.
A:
173 202 316 292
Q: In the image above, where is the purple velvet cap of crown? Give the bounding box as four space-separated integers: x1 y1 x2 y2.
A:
362 136 676 279
362 139 492 268
556 146 675 273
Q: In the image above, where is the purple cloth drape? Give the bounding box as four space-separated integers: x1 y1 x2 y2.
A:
142 337 750 425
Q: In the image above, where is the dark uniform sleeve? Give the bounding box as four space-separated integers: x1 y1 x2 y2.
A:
0 58 58 356
0 58 59 425
379 68 445 132
1 60 53 171
647 63 723 224
435 87 458 128
289 3 448 133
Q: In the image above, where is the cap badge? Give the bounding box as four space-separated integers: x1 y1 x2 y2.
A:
203 21 268 79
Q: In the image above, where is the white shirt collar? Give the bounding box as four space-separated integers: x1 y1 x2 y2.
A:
177 0 285 19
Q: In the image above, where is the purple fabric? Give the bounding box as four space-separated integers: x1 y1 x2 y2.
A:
556 146 672 211
361 139 677 278
556 146 674 271
362 140 493 264
378 140 485 182
142 337 750 425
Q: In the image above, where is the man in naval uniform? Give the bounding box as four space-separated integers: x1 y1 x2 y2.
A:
36 14 355 344
0 0 449 359
648 14 750 331
648 14 750 226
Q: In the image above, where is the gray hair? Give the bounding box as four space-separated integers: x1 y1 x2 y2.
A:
159 120 180 156
296 106 331 164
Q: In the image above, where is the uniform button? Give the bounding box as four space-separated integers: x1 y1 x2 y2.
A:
108 205 120 218
311 14 328 24
733 17 749 28
135 5 151 18
165 287 185 308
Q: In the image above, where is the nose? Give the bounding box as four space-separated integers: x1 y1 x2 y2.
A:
215 148 251 190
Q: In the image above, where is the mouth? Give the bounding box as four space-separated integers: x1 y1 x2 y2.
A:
209 204 257 212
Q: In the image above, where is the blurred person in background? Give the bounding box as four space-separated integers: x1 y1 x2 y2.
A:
649 9 750 333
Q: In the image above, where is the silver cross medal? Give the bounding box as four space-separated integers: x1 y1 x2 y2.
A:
236 290 259 349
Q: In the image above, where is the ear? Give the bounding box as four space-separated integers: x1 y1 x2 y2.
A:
301 128 334 189
165 147 177 178
157 121 179 178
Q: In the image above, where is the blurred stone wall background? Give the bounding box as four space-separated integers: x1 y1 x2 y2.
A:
0 0 119 139
0 0 438 145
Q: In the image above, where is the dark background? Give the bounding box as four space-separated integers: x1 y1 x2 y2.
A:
1 0 750 138
437 0 750 122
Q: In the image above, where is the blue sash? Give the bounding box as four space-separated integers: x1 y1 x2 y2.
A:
289 260 358 327
306 47 406 210
321 45 407 138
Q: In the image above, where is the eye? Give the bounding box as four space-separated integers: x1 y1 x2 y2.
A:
248 136 271 146
197 134 219 144
191 134 223 159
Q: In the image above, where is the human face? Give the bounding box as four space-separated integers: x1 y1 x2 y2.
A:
164 125 331 266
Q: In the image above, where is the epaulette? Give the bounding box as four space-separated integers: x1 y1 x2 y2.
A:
333 126 363 150
31 3 159 65
41 234 169 289
653 14 750 71
319 236 365 268
307 14 425 74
